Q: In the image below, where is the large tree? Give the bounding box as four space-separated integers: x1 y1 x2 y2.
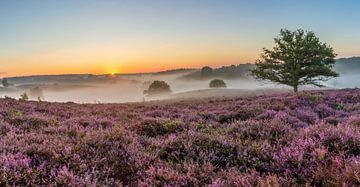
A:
251 29 338 92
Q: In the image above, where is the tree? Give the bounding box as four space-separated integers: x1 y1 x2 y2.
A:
1 78 9 87
20 92 29 101
251 29 338 92
209 79 226 88
201 66 213 77
143 80 172 96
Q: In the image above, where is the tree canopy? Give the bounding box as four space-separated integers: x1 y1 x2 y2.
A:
1 78 9 87
201 66 213 77
251 29 338 92
143 80 172 96
209 79 227 88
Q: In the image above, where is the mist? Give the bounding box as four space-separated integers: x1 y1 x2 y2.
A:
0 72 271 103
1 62 359 103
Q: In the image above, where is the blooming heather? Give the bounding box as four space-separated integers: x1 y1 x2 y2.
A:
1 89 360 186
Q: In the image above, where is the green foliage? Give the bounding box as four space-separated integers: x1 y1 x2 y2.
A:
251 29 338 92
335 103 345 110
20 92 29 101
209 79 226 88
7 109 23 117
140 119 179 137
299 93 322 104
143 80 172 96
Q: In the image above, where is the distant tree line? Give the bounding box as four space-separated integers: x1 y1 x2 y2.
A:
181 64 254 80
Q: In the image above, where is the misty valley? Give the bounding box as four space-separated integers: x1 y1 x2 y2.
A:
1 57 360 103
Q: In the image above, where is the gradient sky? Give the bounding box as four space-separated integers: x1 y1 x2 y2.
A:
0 0 359 77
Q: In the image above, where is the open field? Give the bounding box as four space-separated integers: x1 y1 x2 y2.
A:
1 89 360 186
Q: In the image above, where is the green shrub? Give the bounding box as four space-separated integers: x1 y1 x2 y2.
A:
140 119 179 137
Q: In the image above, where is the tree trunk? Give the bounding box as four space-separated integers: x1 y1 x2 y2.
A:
293 85 298 92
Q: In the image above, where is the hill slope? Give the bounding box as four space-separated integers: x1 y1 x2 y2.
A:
1 89 360 185
334 56 360 74
179 57 360 80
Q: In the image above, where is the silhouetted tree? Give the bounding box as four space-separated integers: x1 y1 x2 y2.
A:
20 92 29 101
144 80 172 96
1 78 9 87
209 79 227 88
251 29 338 92
201 66 213 77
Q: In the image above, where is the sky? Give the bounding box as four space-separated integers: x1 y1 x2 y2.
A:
0 0 359 77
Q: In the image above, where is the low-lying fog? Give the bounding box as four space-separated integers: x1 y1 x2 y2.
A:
1 63 359 103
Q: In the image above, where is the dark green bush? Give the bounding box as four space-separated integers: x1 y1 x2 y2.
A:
139 119 179 137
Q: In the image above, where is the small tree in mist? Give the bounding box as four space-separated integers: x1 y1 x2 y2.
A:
1 78 9 87
209 79 226 88
144 80 172 96
251 29 338 92
20 92 29 101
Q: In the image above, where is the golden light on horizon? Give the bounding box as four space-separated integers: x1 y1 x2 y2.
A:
0 40 258 77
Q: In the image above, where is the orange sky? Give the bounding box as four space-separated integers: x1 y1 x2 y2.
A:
1 1 359 78
0 42 259 77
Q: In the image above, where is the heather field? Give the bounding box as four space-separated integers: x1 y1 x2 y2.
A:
1 89 360 186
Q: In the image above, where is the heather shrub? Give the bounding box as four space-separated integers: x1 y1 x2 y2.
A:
272 137 321 184
334 103 345 110
139 165 189 186
315 103 336 118
236 141 274 173
218 109 259 124
273 111 307 128
312 157 360 186
210 170 287 187
158 138 188 163
5 109 23 117
52 166 86 186
324 116 340 126
0 153 48 186
159 133 239 169
301 93 322 105
228 120 294 145
191 135 239 168
75 127 149 185
1 89 360 185
66 117 113 130
138 119 180 137
293 107 319 125
0 122 10 136
320 128 360 156
195 123 215 133
6 115 52 132
347 115 360 127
